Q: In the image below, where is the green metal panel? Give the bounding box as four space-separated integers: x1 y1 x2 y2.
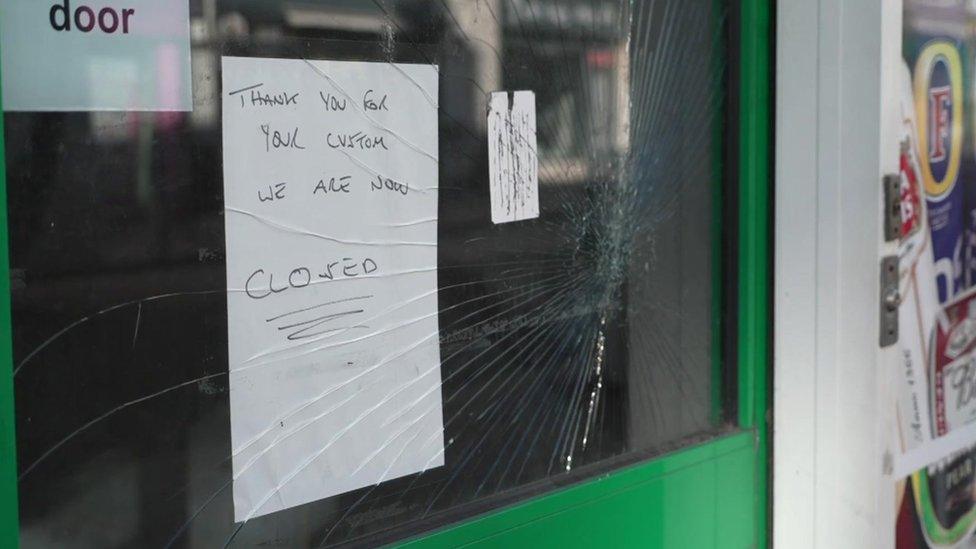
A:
737 0 771 546
0 54 17 549
400 433 755 548
737 0 771 432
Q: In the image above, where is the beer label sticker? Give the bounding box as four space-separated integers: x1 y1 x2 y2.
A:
0 0 191 111
932 290 976 436
901 144 924 241
934 354 976 433
915 40 964 201
488 90 540 224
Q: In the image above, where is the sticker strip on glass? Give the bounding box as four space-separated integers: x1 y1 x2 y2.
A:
488 90 539 224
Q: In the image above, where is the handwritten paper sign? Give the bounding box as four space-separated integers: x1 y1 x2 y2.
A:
0 0 191 111
221 56 443 521
488 90 539 223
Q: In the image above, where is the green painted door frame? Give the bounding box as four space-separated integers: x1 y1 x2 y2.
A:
0 38 14 547
0 0 770 546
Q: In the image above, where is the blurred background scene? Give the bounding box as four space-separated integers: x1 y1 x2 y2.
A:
5 0 731 546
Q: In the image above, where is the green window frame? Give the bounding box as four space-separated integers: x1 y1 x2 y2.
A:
0 0 770 546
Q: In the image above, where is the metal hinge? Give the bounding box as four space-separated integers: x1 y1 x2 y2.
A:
883 173 901 242
880 255 899 347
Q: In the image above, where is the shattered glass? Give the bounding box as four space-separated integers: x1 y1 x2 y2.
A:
7 0 734 546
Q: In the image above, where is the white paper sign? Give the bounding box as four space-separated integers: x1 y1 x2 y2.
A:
0 0 191 111
221 56 443 521
488 90 539 224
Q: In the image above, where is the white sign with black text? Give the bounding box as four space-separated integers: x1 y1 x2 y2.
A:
221 56 444 521
0 0 192 111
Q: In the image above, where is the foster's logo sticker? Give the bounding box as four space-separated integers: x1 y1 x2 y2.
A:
915 40 964 200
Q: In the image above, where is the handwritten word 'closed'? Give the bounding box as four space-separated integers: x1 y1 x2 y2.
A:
245 258 379 299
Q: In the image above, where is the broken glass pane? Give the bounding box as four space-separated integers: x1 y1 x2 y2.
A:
7 0 733 546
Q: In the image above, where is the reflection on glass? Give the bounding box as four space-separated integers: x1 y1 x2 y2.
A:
7 0 731 546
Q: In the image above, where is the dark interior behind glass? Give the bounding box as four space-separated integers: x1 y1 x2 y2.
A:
6 0 733 546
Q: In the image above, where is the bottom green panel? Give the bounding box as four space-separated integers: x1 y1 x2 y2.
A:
401 432 756 548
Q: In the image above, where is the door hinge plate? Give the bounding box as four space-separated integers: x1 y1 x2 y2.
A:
884 173 901 242
880 255 899 347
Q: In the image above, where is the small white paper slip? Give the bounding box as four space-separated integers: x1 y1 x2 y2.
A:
488 90 539 224
1 0 191 111
221 56 444 521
